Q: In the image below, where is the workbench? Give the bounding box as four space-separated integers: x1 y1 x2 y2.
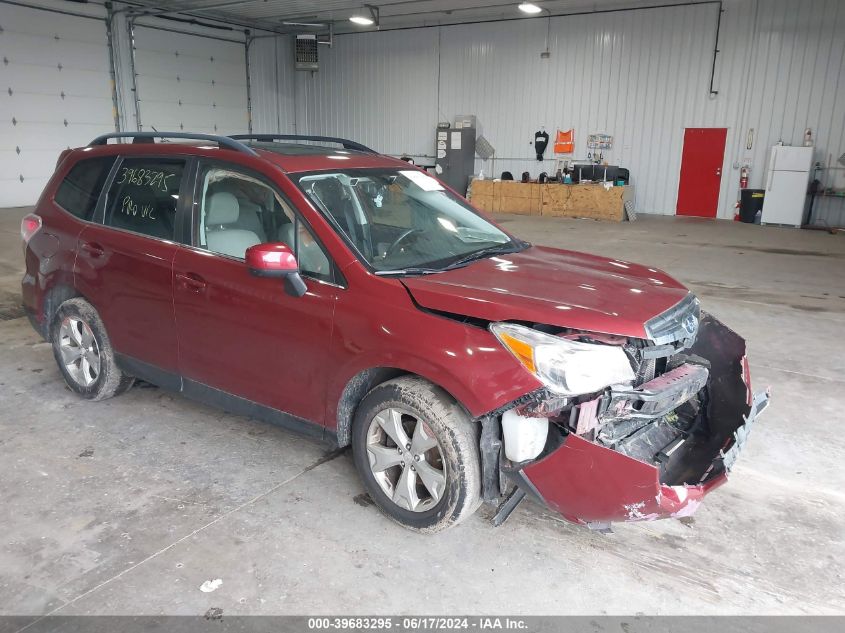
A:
468 179 634 222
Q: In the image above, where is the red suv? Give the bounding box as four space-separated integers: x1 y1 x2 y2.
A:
21 132 768 532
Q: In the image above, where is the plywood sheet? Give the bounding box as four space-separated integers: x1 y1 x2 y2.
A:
497 181 539 199
499 196 539 215
470 179 625 221
470 180 496 198
471 196 495 212
540 184 625 222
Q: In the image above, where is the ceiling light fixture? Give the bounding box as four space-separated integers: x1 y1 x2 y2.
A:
350 4 378 26
518 2 543 14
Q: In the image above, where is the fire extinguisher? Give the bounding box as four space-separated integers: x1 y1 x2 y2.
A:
739 166 749 189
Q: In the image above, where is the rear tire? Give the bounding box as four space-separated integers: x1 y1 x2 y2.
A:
351 376 481 533
50 298 134 401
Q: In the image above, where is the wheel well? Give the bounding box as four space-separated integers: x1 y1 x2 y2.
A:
336 367 408 447
41 285 82 341
335 368 476 447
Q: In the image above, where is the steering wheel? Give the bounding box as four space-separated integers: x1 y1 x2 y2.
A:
382 228 421 259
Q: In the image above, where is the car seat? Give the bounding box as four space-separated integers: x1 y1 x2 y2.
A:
234 199 267 242
208 182 268 242
205 192 262 258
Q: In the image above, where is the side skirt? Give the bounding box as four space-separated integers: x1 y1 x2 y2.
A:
116 353 182 392
115 353 337 446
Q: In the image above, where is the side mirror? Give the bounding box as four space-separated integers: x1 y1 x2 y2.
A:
245 242 307 297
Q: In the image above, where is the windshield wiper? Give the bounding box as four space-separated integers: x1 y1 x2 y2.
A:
374 241 529 277
374 267 444 277
443 243 526 270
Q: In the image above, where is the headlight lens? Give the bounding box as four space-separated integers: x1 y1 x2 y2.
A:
490 322 636 396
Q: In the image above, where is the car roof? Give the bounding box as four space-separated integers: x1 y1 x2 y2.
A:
248 142 410 173
247 141 359 156
72 137 410 174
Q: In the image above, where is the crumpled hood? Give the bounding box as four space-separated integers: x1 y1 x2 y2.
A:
401 245 690 338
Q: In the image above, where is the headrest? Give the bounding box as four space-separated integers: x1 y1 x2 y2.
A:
207 192 239 225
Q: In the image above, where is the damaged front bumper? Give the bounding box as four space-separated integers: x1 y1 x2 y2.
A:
509 313 770 527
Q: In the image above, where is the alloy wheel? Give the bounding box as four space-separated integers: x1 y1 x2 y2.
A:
58 317 101 387
366 408 447 512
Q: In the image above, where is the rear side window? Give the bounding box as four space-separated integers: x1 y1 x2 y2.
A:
103 158 186 241
54 156 116 221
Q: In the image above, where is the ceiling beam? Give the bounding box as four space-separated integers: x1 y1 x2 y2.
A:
129 0 265 20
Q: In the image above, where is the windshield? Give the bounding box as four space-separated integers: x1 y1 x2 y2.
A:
295 169 520 273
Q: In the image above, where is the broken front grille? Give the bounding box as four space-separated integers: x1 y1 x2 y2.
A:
643 293 701 347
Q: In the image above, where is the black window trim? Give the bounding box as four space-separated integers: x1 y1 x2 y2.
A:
97 154 196 245
188 158 346 288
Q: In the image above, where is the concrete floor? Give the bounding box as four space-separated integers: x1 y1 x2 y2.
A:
1 206 843 616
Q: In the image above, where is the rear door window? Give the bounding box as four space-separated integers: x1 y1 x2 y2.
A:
103 158 186 241
54 156 116 221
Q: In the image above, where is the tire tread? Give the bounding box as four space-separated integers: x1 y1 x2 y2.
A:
352 376 481 533
50 298 134 401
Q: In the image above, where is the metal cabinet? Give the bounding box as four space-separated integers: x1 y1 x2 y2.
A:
434 127 476 195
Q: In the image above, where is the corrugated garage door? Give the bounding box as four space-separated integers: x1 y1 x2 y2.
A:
0 4 114 207
132 25 248 135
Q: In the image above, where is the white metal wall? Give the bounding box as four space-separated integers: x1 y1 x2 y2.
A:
292 27 441 161
0 1 114 207
247 35 297 133
132 25 249 135
252 0 845 223
737 0 845 225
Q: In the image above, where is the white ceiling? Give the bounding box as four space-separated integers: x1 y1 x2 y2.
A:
126 0 714 34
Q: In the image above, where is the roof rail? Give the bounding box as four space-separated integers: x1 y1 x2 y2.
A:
229 134 376 154
88 132 259 157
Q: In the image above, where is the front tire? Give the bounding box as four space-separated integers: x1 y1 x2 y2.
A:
50 298 134 401
351 376 481 532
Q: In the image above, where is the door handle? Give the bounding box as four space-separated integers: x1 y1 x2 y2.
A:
80 241 105 258
715 169 722 177
175 272 208 292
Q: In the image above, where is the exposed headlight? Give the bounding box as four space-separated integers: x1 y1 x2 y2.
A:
490 322 636 396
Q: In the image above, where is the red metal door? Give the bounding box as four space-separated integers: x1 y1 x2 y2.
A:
74 224 179 372
172 246 337 425
676 128 727 218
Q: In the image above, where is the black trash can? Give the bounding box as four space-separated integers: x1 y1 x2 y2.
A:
740 189 765 223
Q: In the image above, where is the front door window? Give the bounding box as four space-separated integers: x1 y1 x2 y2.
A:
196 166 333 283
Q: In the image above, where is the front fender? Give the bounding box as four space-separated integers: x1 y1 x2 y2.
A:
324 278 542 434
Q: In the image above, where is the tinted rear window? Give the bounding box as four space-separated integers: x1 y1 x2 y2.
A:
54 156 116 221
103 158 186 241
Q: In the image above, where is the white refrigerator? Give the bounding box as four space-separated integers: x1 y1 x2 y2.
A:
761 145 814 227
